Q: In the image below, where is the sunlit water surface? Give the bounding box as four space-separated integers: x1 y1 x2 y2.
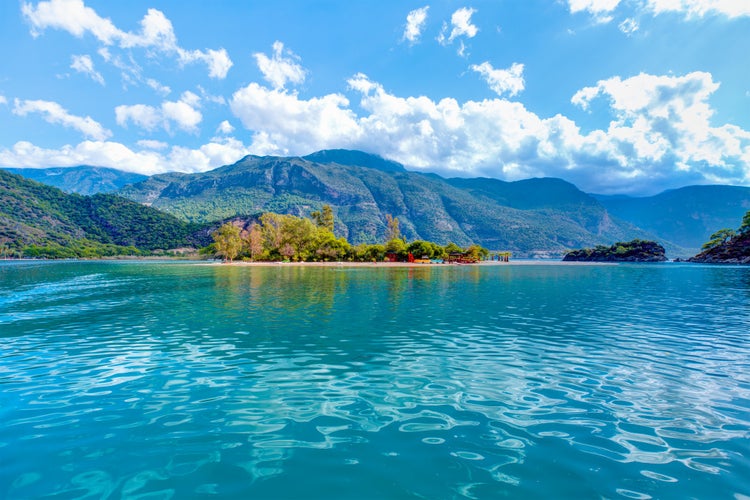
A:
1 261 749 499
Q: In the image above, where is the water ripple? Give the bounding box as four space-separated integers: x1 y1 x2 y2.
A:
1 262 749 499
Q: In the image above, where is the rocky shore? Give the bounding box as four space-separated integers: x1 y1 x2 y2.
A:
689 232 750 264
562 240 667 262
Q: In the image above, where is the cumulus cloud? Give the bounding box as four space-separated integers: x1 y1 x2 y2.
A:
5 71 748 194
470 62 525 97
217 120 234 134
253 41 306 90
70 54 104 85
403 6 430 44
12 98 111 140
0 95 7 105
571 71 749 176
22 0 233 78
438 7 478 55
115 91 202 133
229 83 360 155
0 137 250 175
228 71 749 194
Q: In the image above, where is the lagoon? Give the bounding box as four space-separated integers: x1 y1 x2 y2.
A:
1 261 749 499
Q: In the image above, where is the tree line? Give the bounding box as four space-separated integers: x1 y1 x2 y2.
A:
207 205 490 263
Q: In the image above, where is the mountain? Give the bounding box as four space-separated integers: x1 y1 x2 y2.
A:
119 150 659 255
0 169 208 256
595 185 750 252
2 166 147 195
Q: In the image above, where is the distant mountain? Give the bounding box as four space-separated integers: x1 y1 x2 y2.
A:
119 150 659 255
0 169 208 256
595 185 750 252
3 166 147 195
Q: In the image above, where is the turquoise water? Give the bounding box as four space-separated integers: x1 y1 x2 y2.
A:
1 261 749 499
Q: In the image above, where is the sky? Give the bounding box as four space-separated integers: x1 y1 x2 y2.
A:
0 0 749 195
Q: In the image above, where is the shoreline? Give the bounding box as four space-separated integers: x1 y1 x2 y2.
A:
209 259 619 267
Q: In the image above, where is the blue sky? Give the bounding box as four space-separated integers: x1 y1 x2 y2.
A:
0 0 748 194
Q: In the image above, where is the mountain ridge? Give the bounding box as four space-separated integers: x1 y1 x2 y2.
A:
117 151 665 255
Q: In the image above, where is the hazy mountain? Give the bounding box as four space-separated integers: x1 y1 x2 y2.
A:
0 169 208 255
595 185 750 251
119 150 659 255
2 166 147 195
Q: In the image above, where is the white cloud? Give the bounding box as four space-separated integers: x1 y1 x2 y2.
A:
217 120 234 134
570 0 750 22
229 83 360 155
12 98 111 140
253 41 306 90
567 0 622 22
146 78 171 96
645 0 750 18
70 54 104 85
571 71 750 188
116 91 202 133
0 95 7 105
136 139 168 150
22 0 233 78
0 137 250 175
438 7 478 54
403 6 430 44
115 104 161 131
470 62 525 97
618 17 639 34
229 72 749 194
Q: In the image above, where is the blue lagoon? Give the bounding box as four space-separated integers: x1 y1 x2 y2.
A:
1 261 749 498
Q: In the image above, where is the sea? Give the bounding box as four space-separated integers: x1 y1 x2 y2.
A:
1 260 749 499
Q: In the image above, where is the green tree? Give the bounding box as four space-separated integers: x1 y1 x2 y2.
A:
311 205 335 233
702 228 735 250
408 240 442 259
443 242 463 255
739 210 750 234
385 214 400 241
213 222 242 262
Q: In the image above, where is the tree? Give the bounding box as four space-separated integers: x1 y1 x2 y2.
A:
246 222 264 260
311 205 335 233
702 228 735 250
739 210 750 234
212 222 242 262
385 214 400 241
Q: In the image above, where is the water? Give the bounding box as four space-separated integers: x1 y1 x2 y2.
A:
1 261 749 499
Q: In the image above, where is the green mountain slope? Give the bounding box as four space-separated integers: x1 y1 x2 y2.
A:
0 169 208 255
595 185 750 252
3 166 147 195
119 150 659 255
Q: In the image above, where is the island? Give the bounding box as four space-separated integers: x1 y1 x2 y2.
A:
689 211 750 264
562 239 667 262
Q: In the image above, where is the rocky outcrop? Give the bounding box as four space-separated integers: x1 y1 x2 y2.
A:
562 239 667 262
688 232 750 264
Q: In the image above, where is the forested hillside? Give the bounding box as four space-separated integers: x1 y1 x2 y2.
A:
0 169 209 257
